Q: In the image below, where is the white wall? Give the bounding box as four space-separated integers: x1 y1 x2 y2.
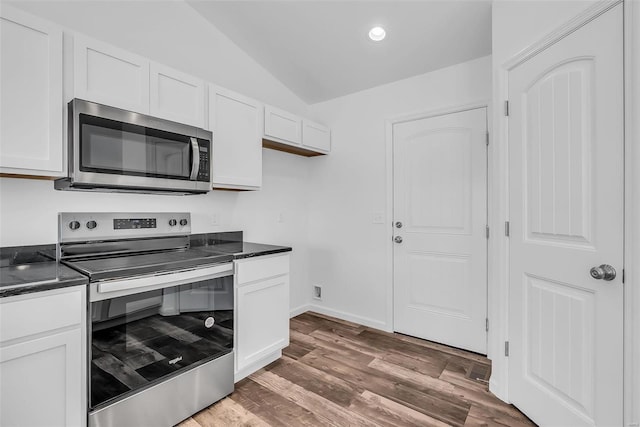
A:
306 55 491 329
0 1 312 313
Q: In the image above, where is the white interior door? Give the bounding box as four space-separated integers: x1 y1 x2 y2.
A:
393 108 488 354
507 5 623 426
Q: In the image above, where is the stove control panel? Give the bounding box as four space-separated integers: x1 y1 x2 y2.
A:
59 212 191 243
114 218 157 230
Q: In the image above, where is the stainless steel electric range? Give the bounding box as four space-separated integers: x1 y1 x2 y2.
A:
59 212 234 427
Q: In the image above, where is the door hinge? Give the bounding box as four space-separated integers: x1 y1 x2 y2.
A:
505 221 510 237
486 226 490 239
504 341 510 357
504 100 510 116
485 318 489 332
486 131 489 146
622 268 625 284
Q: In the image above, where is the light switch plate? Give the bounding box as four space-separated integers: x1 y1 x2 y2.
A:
372 212 385 224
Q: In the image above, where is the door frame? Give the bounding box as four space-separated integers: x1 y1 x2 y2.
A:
384 102 491 342
492 1 639 426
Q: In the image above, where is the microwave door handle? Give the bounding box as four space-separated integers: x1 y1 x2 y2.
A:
189 137 200 180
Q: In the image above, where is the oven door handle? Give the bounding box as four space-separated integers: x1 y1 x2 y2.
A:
189 137 200 181
92 263 232 302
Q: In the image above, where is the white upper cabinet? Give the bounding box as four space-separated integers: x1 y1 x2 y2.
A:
263 105 330 157
150 63 205 128
72 34 150 114
302 120 331 153
209 85 262 190
0 6 64 176
264 105 302 145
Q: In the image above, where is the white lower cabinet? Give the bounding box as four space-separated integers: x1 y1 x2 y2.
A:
0 286 86 427
235 253 290 382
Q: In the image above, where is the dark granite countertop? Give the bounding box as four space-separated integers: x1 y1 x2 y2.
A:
0 245 89 298
1 232 290 298
190 231 292 259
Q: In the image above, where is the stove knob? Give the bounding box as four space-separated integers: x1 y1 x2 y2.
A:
169 219 177 227
69 221 80 230
179 219 188 226
86 220 97 230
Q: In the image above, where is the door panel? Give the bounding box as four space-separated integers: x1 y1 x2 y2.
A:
508 5 623 426
393 108 487 354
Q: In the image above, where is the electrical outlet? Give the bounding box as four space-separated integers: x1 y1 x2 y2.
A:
313 285 322 300
277 212 284 223
210 213 219 226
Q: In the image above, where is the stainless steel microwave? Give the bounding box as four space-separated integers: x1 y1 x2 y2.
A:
55 99 211 194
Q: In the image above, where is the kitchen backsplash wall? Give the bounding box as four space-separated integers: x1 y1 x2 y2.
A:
0 149 311 314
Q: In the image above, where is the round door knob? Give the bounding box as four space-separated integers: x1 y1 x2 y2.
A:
69 221 80 230
590 264 616 281
86 220 97 230
395 221 403 228
394 236 403 243
169 219 177 227
179 219 188 226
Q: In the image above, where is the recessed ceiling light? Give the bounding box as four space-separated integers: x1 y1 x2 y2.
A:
369 26 386 42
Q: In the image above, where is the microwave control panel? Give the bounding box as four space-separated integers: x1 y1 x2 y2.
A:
197 143 210 182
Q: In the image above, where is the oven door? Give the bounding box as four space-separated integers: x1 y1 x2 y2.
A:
68 99 211 193
88 264 233 411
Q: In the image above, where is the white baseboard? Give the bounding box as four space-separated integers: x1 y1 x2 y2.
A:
306 304 390 331
289 304 311 318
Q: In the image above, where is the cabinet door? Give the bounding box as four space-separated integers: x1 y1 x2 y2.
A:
236 275 289 372
0 286 86 427
0 329 84 427
74 35 150 113
209 85 262 190
150 63 205 128
0 6 64 176
264 105 301 145
302 119 331 153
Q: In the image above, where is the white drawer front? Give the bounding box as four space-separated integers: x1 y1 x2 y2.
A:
0 287 83 343
236 254 290 285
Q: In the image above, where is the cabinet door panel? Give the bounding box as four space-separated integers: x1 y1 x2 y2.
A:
302 120 331 152
74 35 149 113
0 287 83 343
236 275 289 371
0 329 83 427
0 6 63 175
264 105 301 145
209 86 261 189
150 63 205 127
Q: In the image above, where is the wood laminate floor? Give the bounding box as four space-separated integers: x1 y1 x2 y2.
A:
178 312 535 427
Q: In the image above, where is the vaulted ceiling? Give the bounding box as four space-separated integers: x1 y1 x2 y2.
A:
188 1 492 104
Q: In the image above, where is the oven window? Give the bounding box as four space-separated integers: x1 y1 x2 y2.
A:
89 275 233 409
79 114 192 179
